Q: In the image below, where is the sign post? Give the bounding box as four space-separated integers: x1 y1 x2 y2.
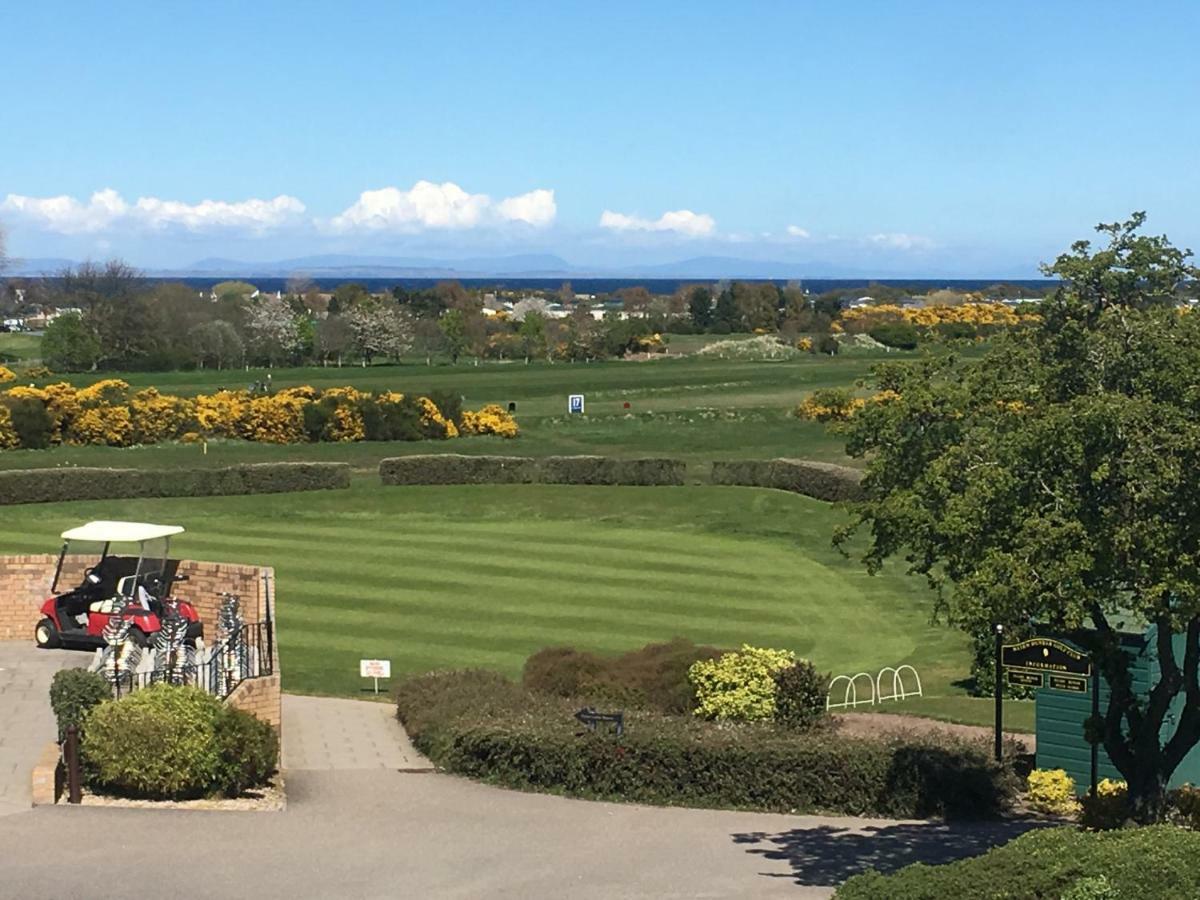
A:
568 394 585 414
359 659 391 695
993 624 1004 762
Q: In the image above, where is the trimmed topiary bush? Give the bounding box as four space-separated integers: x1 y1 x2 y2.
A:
834 825 1200 900
213 706 278 797
48 668 111 741
710 458 863 502
81 684 224 799
0 462 350 505
397 670 1018 818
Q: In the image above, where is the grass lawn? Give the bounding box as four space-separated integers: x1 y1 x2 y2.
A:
0 352 891 472
0 482 1033 731
0 332 42 363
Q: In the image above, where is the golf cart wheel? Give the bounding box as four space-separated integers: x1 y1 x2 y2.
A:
34 618 61 649
126 627 149 648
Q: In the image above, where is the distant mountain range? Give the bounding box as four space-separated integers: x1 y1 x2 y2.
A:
7 252 914 280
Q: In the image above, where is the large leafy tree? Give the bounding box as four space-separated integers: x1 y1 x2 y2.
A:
839 214 1200 822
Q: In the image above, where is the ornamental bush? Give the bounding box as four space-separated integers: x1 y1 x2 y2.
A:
81 684 225 799
1079 778 1129 830
772 660 829 731
834 826 1200 900
213 706 278 797
48 668 112 741
1026 768 1080 815
689 644 796 722
397 670 1018 818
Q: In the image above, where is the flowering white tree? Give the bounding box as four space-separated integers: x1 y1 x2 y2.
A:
345 301 414 363
244 295 301 366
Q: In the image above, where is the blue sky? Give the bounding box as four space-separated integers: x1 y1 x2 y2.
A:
2 1 1198 275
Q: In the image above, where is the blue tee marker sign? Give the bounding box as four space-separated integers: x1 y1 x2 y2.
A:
568 394 585 414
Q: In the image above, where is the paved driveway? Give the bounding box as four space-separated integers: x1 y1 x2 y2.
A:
0 643 77 817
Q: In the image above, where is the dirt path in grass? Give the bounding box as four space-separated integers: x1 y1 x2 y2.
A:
835 712 1036 752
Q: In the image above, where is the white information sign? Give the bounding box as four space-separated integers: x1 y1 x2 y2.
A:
360 659 391 693
568 394 585 414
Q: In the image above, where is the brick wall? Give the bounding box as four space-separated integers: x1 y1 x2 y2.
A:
0 556 282 734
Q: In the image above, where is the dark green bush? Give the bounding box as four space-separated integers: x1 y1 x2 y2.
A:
426 389 463 427
773 660 829 730
213 706 278 796
710 459 864 502
934 321 979 341
522 638 724 714
81 684 224 800
396 670 1017 818
48 668 111 741
0 462 350 505
3 396 55 449
379 455 685 487
814 334 839 355
868 322 920 350
834 825 1200 900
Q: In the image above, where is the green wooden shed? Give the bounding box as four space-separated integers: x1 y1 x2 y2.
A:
1035 627 1200 793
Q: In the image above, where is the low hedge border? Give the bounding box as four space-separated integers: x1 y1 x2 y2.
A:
380 454 686 487
710 458 864 502
0 462 350 505
396 670 1018 819
834 825 1200 899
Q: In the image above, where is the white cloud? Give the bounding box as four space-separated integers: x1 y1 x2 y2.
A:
786 225 810 238
331 181 556 231
0 188 304 234
599 208 716 238
869 232 935 250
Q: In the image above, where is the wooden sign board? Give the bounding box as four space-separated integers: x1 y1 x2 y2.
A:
1001 637 1091 677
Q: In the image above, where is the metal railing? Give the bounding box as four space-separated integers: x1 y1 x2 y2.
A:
108 621 274 700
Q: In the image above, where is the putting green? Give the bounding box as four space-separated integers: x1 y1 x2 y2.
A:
0 482 1027 727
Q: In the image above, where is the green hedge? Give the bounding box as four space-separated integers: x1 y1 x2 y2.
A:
380 454 686 487
0 462 350 505
396 670 1017 818
835 825 1200 900
710 458 864 502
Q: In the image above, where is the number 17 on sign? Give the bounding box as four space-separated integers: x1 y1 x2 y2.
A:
568 394 585 414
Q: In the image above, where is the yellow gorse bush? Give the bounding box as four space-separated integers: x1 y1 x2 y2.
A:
0 365 15 383
1026 768 1080 816
689 644 797 722
0 379 519 449
838 302 1041 331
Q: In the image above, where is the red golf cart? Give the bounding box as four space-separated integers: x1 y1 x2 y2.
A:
34 520 203 651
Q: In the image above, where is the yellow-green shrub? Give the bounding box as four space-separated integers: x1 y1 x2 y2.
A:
689 644 796 721
0 405 18 449
70 405 134 446
1079 778 1128 830
1026 768 1080 815
459 403 519 438
0 365 14 383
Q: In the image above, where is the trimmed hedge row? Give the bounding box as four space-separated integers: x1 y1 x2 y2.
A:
0 462 350 505
835 825 1200 900
380 454 686 487
396 670 1018 818
710 458 864 502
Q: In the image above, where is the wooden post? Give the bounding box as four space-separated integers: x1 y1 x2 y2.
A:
994 624 1004 762
65 725 82 804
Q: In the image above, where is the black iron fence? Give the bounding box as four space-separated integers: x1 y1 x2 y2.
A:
107 621 274 700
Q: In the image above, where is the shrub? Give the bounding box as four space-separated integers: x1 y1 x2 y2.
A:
2 396 54 449
795 388 865 422
48 668 111 741
834 826 1200 900
379 454 685 487
867 322 920 350
814 333 839 355
522 638 725 714
396 670 1017 818
81 684 224 799
1079 778 1129 830
426 389 463 427
1168 784 1200 830
213 706 278 796
689 645 796 722
1026 768 1080 816
710 458 864 502
773 660 829 731
0 462 350 505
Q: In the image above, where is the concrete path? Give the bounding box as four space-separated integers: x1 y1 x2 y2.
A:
0 644 75 817
282 694 431 771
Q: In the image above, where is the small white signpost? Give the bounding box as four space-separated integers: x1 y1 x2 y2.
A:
568 394 585 414
360 658 391 694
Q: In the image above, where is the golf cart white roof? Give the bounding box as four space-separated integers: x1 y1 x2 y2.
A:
60 521 185 544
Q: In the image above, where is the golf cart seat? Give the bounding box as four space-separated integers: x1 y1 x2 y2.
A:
89 598 118 615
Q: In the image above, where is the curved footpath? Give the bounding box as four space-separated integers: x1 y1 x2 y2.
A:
0 654 1044 899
